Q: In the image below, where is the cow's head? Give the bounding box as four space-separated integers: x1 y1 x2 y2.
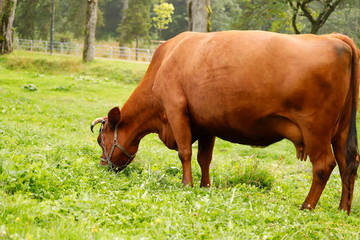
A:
91 107 137 171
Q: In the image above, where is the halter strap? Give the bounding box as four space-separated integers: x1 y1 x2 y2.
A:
100 122 136 171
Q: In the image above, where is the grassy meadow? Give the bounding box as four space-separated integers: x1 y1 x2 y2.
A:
1 51 360 239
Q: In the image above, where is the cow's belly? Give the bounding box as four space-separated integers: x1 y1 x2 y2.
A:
189 106 303 148
208 127 284 147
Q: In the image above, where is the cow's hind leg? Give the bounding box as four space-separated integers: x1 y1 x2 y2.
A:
332 133 358 213
197 135 215 188
301 143 336 210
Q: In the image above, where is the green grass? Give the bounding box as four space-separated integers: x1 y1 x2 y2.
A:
0 51 148 84
1 51 360 239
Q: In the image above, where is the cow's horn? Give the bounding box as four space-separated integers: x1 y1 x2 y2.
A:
91 117 106 133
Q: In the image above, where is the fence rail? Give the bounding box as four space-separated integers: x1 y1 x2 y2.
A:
15 39 156 62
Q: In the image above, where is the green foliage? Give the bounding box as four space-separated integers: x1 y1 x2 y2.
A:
13 0 36 39
212 0 293 33
286 0 344 34
14 0 54 40
54 31 75 43
11 0 359 50
158 0 188 40
97 0 123 40
58 0 87 39
318 0 359 40
211 0 355 36
152 0 175 40
228 158 275 189
211 0 237 31
14 0 104 41
1 51 360 239
117 0 152 45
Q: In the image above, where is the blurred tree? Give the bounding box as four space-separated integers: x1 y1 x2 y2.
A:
226 1 291 32
215 0 348 35
0 0 17 54
120 0 128 46
14 0 65 40
152 0 174 40
96 0 123 40
286 0 344 34
319 0 359 40
160 0 188 40
9 0 359 45
62 0 87 39
83 0 98 62
211 0 239 31
14 0 106 41
14 0 36 39
187 0 211 32
117 0 152 55
35 0 52 39
0 0 4 12
122 0 129 20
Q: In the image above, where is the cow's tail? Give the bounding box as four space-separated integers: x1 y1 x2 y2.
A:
332 33 360 182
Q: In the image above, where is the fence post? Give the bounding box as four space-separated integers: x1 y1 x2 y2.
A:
13 38 155 61
146 49 150 62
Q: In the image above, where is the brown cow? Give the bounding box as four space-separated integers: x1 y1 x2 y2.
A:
91 31 360 213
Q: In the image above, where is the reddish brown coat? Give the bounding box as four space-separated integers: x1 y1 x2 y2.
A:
92 31 360 213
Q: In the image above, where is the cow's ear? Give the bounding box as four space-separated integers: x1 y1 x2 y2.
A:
107 107 121 129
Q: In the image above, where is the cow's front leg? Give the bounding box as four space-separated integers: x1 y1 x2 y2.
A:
197 135 215 188
176 127 193 186
178 148 193 186
156 82 194 186
165 107 193 186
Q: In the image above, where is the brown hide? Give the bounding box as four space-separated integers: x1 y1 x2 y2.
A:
92 31 359 214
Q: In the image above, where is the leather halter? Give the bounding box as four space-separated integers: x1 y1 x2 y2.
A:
99 120 136 171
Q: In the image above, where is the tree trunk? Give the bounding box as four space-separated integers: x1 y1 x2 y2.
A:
120 0 129 47
186 0 192 31
50 0 55 55
287 0 342 35
83 0 98 62
187 0 211 32
135 34 139 61
0 0 4 13
122 0 129 20
0 0 17 54
310 22 321 34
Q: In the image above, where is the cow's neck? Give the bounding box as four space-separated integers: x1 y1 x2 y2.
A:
120 80 161 144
